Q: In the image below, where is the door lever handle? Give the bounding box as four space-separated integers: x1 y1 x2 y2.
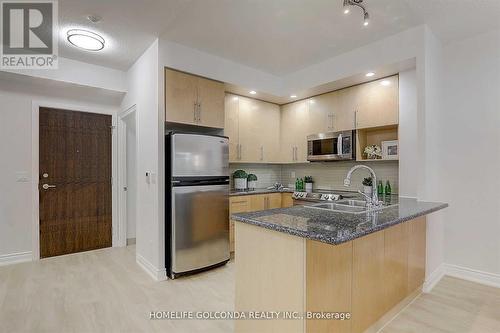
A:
42 184 56 190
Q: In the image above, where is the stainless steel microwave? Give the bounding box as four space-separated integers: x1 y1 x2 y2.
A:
307 130 356 162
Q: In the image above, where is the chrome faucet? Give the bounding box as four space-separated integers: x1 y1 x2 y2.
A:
344 165 381 208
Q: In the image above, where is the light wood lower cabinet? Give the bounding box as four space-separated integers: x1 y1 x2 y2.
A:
281 193 294 208
234 216 427 333
229 193 287 253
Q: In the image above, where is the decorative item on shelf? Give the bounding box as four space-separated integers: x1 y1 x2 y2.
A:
233 170 248 190
247 174 258 190
382 140 399 160
364 145 382 160
304 176 314 193
362 177 373 196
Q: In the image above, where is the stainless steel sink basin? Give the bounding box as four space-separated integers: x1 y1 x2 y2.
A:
305 200 398 214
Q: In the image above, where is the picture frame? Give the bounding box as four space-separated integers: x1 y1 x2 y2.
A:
382 140 399 160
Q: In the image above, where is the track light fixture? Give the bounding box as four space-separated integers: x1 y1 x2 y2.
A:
342 0 370 26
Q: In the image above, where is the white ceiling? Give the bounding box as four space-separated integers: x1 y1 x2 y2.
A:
58 0 500 73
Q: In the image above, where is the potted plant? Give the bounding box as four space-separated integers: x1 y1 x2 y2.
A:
247 174 258 190
304 176 314 193
364 145 382 160
233 170 248 190
362 177 373 196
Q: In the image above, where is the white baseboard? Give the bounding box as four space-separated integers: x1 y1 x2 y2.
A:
136 253 167 281
0 251 32 267
444 264 500 289
423 263 446 293
424 263 500 292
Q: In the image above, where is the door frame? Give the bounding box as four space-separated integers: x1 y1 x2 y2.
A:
31 100 120 261
117 105 138 247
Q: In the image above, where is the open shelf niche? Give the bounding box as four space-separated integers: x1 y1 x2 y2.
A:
356 125 398 162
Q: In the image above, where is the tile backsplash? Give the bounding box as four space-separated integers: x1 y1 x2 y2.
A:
229 164 282 189
230 161 399 194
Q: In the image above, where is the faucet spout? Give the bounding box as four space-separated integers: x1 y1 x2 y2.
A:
344 165 380 207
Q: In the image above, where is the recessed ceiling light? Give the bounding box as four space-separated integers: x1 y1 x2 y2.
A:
67 29 105 51
290 95 297 98
380 80 391 86
366 72 375 77
249 91 257 95
343 8 350 14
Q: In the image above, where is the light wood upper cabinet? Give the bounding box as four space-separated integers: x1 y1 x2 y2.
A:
197 76 225 128
336 87 358 131
225 94 280 163
355 75 399 129
280 101 309 163
224 94 240 162
165 69 198 125
165 68 225 128
308 94 336 134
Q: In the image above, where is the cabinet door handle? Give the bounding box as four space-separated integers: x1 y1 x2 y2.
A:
260 146 264 161
194 102 198 122
238 144 242 160
197 102 201 123
354 110 358 128
232 200 247 204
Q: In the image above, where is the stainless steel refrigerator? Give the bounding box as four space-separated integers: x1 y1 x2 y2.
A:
165 132 230 279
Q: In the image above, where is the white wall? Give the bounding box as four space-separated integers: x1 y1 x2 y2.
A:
398 69 418 198
0 84 119 262
158 40 283 96
440 29 500 275
283 26 425 94
124 112 137 240
2 57 127 93
420 27 446 279
121 40 165 279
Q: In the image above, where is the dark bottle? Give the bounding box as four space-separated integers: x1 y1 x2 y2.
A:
385 181 392 196
377 181 384 195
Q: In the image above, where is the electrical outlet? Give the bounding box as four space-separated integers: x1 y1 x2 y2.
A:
291 171 296 178
16 172 29 183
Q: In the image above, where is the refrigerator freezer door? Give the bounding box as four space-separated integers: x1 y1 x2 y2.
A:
171 184 229 274
172 134 229 177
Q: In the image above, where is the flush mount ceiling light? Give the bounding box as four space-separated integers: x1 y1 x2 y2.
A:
67 29 105 51
290 95 297 98
249 90 257 95
366 72 375 77
342 0 370 26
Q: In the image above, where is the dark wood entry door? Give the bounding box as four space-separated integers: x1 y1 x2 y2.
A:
39 108 112 258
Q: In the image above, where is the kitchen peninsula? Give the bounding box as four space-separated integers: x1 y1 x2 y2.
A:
231 197 448 333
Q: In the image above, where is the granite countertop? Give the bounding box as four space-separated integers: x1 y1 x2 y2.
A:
230 188 294 196
231 197 448 245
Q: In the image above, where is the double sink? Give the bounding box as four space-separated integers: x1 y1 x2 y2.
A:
305 199 398 214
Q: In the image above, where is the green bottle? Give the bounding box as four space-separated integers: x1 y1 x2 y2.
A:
295 178 299 191
377 181 384 195
299 178 304 191
385 181 392 196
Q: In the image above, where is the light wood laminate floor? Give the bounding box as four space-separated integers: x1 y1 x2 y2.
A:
0 246 499 333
